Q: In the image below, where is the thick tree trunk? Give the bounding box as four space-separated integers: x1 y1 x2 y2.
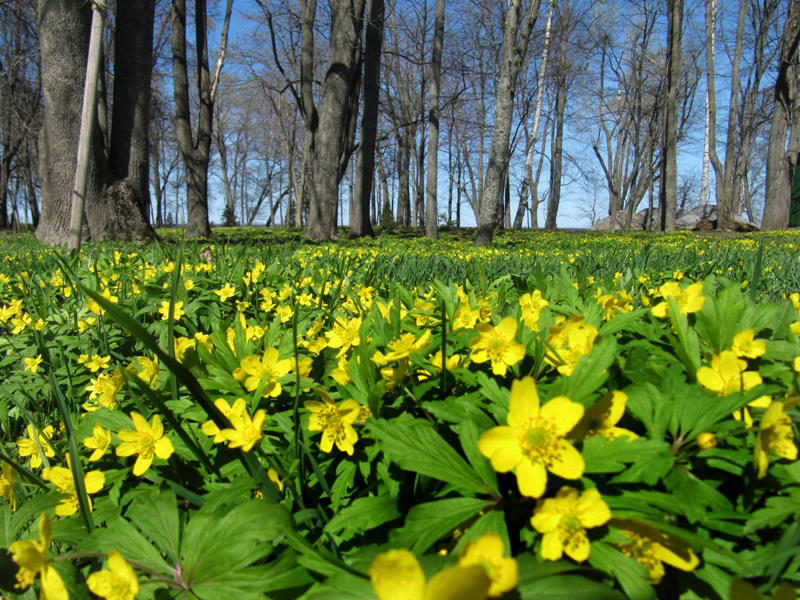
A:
474 0 542 246
763 0 800 230
36 0 102 246
351 0 383 238
306 0 366 240
658 0 683 231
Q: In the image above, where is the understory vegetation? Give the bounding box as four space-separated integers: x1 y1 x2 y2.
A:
0 229 798 599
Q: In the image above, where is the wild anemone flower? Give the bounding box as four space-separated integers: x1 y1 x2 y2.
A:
304 390 362 455
470 317 526 376
42 460 105 516
457 533 518 597
731 329 766 359
569 391 637 441
610 518 699 584
755 400 798 478
530 487 611 562
17 424 56 469
697 351 762 395
370 548 491 600
9 513 68 599
650 281 705 318
86 551 139 600
479 377 585 498
116 412 174 476
233 348 292 398
83 424 112 461
545 315 598 376
519 290 549 330
372 330 431 365
157 300 184 322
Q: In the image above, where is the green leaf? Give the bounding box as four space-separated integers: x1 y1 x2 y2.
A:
391 497 493 554
582 436 674 486
76 515 172 575
588 541 655 600
325 495 401 540
368 419 491 495
126 488 181 563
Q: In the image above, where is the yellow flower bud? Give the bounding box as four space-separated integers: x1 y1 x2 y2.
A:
696 432 717 450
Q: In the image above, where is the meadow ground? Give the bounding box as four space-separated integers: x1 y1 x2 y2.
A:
0 227 798 600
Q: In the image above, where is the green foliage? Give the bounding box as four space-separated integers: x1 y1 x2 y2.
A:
0 230 799 599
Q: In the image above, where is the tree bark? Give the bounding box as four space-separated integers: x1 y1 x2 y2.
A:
306 0 367 240
763 0 800 230
170 0 233 238
545 0 568 232
424 0 446 238
474 0 542 246
351 0 384 238
658 0 684 231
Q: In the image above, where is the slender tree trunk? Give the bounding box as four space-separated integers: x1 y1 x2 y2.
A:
425 0 446 238
545 0 568 232
350 0 383 238
171 0 233 238
658 0 684 231
763 0 800 230
475 0 542 245
514 0 554 230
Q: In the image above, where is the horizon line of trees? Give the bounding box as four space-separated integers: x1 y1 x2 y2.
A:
1 0 799 246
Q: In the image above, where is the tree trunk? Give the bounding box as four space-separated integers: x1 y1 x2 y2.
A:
424 0 445 238
36 0 102 246
658 0 684 232
545 0 568 232
513 0 553 231
306 0 367 240
171 0 233 238
763 0 800 230
350 0 383 238
474 0 542 246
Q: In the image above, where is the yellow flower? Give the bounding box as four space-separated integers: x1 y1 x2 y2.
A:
610 518 699 584
9 513 68 599
479 377 585 498
219 403 266 452
233 348 292 398
116 412 175 476
372 330 432 365
43 462 105 516
83 424 112 461
325 316 362 357
214 282 237 302
173 336 196 363
85 354 111 373
569 391 637 441
370 548 491 600
452 303 480 330
77 317 97 332
545 315 598 376
697 351 762 395
128 355 159 388
470 317 526 376
457 533 518 596
595 289 634 321
1 461 17 510
304 390 361 455
23 355 43 373
158 300 184 321
86 551 139 600
731 329 766 359
650 281 705 318
530 487 611 562
183 279 195 291
276 305 293 323
87 288 119 315
755 401 798 478
733 395 772 428
202 398 247 443
83 370 124 411
17 424 55 469
519 290 549 330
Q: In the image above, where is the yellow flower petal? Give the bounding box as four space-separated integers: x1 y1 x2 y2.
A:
478 426 521 472
424 565 491 600
370 549 426 600
507 377 540 429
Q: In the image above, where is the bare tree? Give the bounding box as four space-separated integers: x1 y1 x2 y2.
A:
475 0 542 245
170 0 233 238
